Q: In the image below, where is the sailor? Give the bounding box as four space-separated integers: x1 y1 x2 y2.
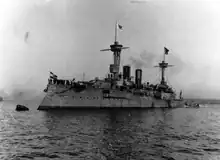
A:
179 90 182 99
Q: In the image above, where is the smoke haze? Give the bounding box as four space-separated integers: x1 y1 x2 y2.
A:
129 50 157 69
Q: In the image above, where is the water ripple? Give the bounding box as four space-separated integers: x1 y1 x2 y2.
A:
0 103 220 159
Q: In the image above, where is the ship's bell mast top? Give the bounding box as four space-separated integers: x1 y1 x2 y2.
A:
100 21 129 80
154 47 174 85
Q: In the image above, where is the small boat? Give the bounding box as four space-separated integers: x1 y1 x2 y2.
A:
185 102 200 108
16 104 29 111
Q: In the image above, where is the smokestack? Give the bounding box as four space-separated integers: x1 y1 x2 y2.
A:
123 65 131 80
135 69 142 89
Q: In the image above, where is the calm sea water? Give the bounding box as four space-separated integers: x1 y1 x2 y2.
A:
0 101 220 160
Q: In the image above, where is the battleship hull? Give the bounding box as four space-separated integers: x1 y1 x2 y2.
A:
37 85 185 110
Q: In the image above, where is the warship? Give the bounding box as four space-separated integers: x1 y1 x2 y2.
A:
38 23 185 110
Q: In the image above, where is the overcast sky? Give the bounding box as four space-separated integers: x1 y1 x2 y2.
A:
0 0 220 99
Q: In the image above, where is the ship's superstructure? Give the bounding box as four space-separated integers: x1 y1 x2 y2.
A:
38 22 185 110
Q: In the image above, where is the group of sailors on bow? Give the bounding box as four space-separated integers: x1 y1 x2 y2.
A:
48 72 75 86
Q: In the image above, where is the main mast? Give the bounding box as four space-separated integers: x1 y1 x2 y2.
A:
100 21 129 80
155 47 173 85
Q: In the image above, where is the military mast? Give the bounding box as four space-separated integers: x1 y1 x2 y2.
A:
100 21 129 80
154 47 174 85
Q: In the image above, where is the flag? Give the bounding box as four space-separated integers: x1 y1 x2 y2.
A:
50 75 55 79
50 75 57 79
50 71 57 78
164 47 169 55
117 23 123 30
